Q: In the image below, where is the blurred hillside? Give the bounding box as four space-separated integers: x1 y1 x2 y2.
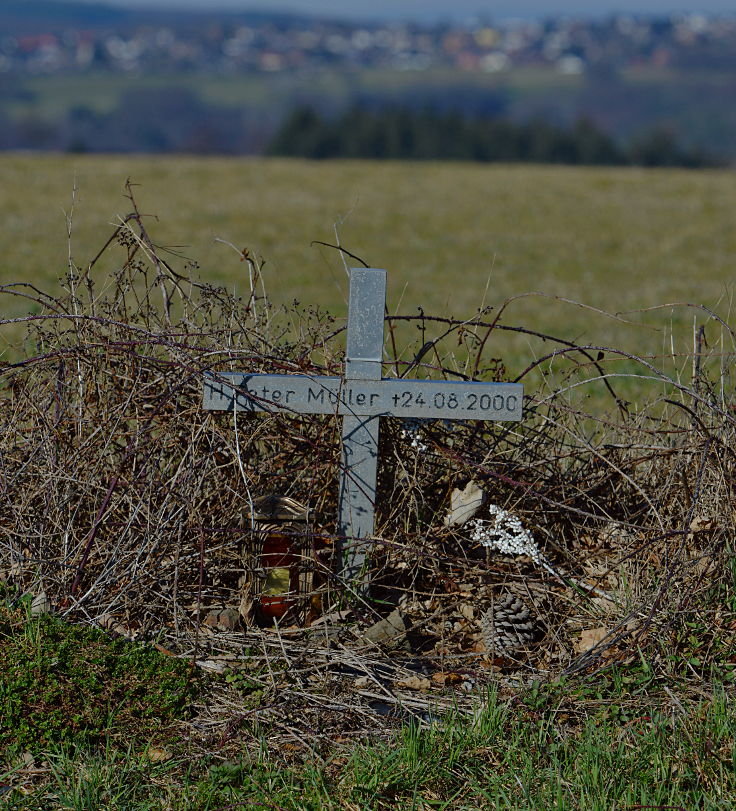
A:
0 2 733 160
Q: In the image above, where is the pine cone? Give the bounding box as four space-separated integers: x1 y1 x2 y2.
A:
480 592 536 655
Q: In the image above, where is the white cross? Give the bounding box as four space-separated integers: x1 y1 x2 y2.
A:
203 268 523 585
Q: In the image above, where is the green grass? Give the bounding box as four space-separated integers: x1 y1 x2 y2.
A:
1 155 734 383
2 590 734 809
3 586 734 808
4 671 734 809
11 72 288 118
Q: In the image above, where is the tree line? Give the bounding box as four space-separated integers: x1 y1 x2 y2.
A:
0 86 717 167
267 106 716 168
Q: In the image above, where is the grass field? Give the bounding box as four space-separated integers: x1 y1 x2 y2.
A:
1 154 734 390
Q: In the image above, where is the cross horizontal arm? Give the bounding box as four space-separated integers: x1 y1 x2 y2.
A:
203 372 523 421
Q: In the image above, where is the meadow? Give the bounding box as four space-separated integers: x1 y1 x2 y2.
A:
1 153 735 384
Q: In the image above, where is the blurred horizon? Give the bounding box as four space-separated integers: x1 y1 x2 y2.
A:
55 0 736 24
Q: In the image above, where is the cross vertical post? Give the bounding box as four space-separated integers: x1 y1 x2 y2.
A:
338 267 386 584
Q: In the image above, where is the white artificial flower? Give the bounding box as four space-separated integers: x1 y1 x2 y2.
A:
469 506 541 564
468 504 617 603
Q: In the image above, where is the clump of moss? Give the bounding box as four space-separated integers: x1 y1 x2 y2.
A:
0 591 198 759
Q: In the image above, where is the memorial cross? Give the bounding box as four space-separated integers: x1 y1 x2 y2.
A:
203 268 523 585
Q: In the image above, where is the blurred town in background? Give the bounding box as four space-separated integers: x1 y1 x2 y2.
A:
0 1 733 163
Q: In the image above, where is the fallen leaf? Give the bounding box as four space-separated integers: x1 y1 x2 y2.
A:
30 592 51 617
689 517 715 536
203 608 241 631
97 614 132 637
396 676 431 691
196 659 227 673
574 627 609 654
431 671 464 686
362 609 408 650
690 555 717 578
444 480 485 527
591 597 618 615
146 747 172 763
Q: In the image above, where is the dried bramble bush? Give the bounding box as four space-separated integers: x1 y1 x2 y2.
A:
1 186 734 742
